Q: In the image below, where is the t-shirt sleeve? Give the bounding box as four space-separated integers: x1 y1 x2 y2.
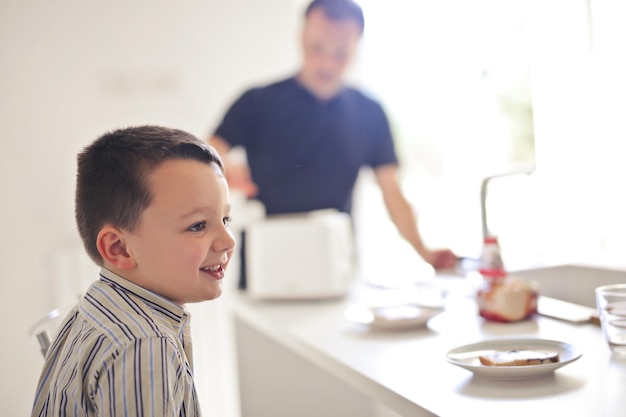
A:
368 102 398 168
213 88 259 148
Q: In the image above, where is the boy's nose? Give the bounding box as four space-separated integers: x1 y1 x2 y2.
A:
213 228 236 253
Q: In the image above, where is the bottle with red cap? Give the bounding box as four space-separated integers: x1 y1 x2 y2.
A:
478 236 506 278
476 236 538 322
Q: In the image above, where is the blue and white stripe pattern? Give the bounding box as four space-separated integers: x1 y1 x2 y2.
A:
31 268 201 417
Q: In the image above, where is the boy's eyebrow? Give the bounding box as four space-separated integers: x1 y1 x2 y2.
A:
179 207 214 220
179 204 231 220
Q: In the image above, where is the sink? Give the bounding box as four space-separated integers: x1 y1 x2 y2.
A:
510 264 626 308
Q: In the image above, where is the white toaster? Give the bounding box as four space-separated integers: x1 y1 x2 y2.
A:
244 209 355 300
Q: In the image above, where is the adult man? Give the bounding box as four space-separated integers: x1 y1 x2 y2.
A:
209 0 456 270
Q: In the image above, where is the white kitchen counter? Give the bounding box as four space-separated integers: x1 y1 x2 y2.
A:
231 272 626 417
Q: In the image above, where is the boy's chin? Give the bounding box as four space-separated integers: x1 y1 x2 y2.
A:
196 286 223 303
174 287 222 305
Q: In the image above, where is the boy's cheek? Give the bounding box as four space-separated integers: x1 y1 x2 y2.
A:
225 249 236 266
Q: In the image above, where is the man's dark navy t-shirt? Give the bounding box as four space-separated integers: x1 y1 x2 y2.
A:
214 77 398 215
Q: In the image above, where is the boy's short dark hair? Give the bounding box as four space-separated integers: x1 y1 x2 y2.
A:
76 125 224 264
305 0 365 33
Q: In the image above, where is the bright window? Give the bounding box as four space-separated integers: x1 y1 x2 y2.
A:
352 1 537 283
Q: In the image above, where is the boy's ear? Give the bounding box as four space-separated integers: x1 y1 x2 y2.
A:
96 225 137 270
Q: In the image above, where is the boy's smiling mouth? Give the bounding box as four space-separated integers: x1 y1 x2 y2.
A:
201 263 225 279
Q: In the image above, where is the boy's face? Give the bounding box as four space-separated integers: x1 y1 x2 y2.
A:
121 158 235 305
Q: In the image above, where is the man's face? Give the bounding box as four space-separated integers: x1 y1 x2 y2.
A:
299 8 362 100
123 158 236 305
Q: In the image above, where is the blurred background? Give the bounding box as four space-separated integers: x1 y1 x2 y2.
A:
1 0 625 415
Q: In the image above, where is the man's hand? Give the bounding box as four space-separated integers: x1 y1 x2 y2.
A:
423 248 458 270
223 160 258 198
208 136 259 198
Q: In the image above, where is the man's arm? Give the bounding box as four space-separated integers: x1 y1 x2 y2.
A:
208 134 232 157
374 164 457 270
208 135 258 197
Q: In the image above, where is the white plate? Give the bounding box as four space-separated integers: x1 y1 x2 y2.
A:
345 303 444 330
446 337 583 380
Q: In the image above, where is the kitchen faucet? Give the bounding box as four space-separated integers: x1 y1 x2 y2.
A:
480 168 534 242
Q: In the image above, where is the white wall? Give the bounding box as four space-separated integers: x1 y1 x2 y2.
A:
0 0 303 415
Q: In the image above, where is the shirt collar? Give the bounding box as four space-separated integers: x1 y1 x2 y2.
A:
290 76 346 106
99 267 188 323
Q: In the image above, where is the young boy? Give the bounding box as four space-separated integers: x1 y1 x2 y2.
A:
31 125 236 416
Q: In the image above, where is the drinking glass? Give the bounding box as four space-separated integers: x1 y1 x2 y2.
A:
596 284 626 356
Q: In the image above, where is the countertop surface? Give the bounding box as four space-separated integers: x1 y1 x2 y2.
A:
232 271 626 417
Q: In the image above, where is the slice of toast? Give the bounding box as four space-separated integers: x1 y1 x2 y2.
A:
479 349 560 366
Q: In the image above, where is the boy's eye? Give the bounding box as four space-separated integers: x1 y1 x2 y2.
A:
223 217 233 227
188 221 206 232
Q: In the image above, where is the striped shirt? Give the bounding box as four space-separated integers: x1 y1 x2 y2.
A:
31 268 202 417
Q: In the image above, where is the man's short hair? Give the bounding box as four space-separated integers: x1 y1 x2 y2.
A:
305 0 364 33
